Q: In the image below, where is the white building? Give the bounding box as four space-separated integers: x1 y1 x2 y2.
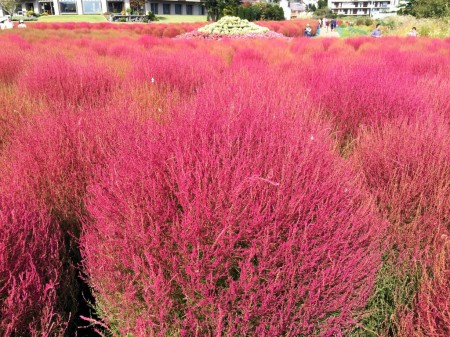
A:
327 0 400 16
0 0 204 16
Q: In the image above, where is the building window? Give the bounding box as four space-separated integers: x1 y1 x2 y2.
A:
175 4 181 14
186 4 192 15
107 1 123 13
199 5 204 15
82 0 102 13
163 3 170 14
60 0 77 13
150 3 158 14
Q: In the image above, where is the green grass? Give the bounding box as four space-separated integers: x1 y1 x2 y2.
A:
37 15 107 23
155 15 207 23
337 25 371 38
350 252 420 337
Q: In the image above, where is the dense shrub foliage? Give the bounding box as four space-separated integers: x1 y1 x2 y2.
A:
0 25 449 336
237 2 285 22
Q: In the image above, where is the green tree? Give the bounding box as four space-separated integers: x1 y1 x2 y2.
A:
314 6 333 18
412 0 450 17
399 0 450 17
129 0 145 14
204 0 239 21
0 0 19 17
308 4 317 12
317 0 328 9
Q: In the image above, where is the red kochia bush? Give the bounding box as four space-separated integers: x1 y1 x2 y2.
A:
353 114 449 259
308 61 430 143
130 46 225 95
0 188 71 336
0 109 137 334
19 55 117 110
353 114 450 336
82 85 384 335
0 47 24 85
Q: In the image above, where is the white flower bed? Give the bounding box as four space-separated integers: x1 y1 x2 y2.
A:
198 16 269 35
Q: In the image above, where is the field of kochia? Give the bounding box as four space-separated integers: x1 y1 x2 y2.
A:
0 22 449 337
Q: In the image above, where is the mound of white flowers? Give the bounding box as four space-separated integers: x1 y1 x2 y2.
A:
198 16 269 35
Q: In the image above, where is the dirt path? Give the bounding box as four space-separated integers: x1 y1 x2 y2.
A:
317 29 340 38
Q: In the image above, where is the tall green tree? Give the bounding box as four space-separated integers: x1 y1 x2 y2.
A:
204 0 239 21
129 0 145 14
0 0 19 17
317 0 328 9
413 0 450 17
399 0 450 17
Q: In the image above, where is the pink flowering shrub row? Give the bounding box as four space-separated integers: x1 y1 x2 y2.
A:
0 109 134 335
25 20 321 38
0 28 449 336
81 69 385 336
353 114 450 336
28 21 204 38
0 190 72 336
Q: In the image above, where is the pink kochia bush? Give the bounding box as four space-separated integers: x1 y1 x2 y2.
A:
353 114 450 336
1 27 450 336
0 184 72 336
20 55 117 110
0 110 134 335
130 47 226 95
81 77 385 335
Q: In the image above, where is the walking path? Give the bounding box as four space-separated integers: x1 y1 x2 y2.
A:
318 29 340 38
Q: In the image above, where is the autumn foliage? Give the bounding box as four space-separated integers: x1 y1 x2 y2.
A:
0 24 449 336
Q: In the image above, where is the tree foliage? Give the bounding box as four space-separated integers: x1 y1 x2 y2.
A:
317 0 328 9
0 0 19 16
399 0 450 18
314 6 334 18
204 0 239 21
129 0 145 13
237 3 284 22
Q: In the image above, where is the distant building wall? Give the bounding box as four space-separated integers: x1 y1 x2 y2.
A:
327 0 400 16
6 0 205 15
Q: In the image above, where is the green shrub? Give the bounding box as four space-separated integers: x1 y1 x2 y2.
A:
147 10 158 21
237 5 261 21
237 3 283 21
356 18 365 26
262 3 284 21
418 25 432 36
365 18 373 26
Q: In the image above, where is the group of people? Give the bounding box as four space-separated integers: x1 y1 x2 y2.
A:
304 18 338 38
322 18 338 32
371 24 419 37
0 18 27 30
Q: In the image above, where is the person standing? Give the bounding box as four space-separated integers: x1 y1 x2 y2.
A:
407 27 419 37
330 19 336 32
5 18 13 29
18 20 27 28
371 24 382 38
323 18 328 31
